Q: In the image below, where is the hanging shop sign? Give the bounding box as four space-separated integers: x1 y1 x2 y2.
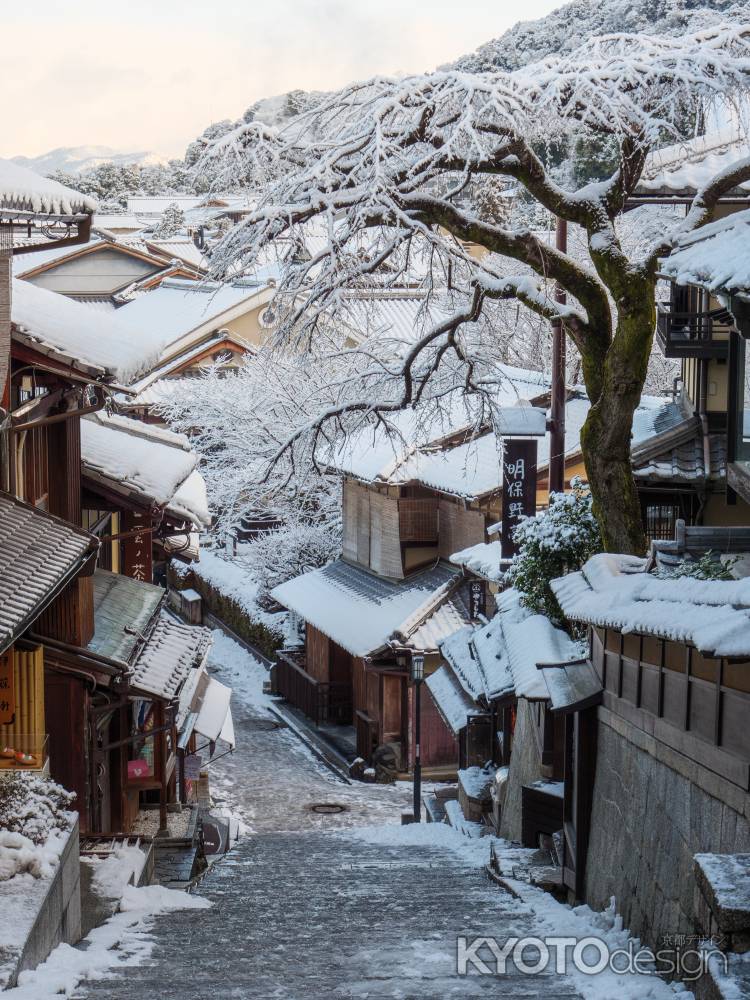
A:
501 439 538 559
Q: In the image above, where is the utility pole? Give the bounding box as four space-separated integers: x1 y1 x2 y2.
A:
549 217 568 496
411 654 424 822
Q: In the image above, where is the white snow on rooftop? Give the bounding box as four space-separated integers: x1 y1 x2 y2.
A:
115 278 270 360
440 589 583 704
93 214 145 231
142 238 207 271
11 278 163 382
168 469 210 528
659 208 750 297
638 128 750 196
0 159 97 215
81 412 207 525
552 552 750 658
271 559 461 657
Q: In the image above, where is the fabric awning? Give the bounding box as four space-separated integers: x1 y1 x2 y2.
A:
425 665 480 736
218 707 235 749
194 676 232 743
539 660 602 714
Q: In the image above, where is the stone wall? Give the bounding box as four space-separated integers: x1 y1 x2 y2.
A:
584 707 750 950
4 818 81 987
499 699 543 842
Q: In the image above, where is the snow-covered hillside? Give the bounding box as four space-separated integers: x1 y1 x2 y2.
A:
447 0 750 72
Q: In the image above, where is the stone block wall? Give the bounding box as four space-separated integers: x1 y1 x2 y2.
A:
584 708 750 951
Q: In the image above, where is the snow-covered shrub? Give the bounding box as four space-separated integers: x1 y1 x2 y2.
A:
0 775 75 881
505 478 601 627
660 551 739 582
0 773 75 845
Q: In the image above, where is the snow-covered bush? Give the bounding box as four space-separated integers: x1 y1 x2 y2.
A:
505 478 601 627
661 551 739 582
0 773 75 845
0 774 75 881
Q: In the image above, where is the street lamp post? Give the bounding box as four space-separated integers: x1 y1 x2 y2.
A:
411 654 425 823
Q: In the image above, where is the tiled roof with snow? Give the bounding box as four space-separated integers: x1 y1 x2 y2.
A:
80 412 209 527
439 589 583 704
167 469 210 528
425 665 483 736
330 365 550 491
271 559 464 657
0 493 97 655
449 540 503 582
143 238 207 271
130 615 212 700
11 278 164 382
637 129 750 197
93 214 145 232
0 160 97 215
659 208 750 298
115 278 270 361
551 552 750 658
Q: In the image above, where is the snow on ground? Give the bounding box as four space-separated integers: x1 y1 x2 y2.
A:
85 845 148 900
3 885 210 1000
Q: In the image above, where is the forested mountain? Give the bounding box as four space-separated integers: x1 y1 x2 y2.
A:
448 0 749 72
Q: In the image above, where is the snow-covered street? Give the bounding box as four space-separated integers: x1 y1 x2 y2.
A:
70 630 581 999
44 631 680 1000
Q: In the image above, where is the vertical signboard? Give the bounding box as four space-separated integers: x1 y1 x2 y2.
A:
501 440 538 560
469 579 486 620
0 650 14 725
121 510 153 583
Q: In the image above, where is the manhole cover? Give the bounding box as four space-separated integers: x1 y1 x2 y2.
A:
243 717 284 732
308 802 348 815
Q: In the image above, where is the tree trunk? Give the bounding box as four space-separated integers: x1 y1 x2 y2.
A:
581 391 646 555
578 284 655 555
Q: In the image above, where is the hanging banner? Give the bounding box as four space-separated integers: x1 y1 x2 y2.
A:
501 440 538 560
0 650 14 725
121 510 153 583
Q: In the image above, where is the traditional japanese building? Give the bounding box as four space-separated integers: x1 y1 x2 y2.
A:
0 175 231 835
270 370 549 772
13 235 204 309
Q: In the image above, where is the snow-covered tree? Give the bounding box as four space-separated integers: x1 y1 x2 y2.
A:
153 201 185 237
200 21 750 554
505 478 601 628
157 350 344 594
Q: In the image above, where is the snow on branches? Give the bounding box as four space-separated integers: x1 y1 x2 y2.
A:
197 19 750 553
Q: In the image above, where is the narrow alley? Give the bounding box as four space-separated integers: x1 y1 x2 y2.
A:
77 630 583 999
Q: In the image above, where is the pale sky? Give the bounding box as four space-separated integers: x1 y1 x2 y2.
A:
2 0 563 160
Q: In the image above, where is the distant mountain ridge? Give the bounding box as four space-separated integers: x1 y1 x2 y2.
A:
11 145 170 176
446 0 750 73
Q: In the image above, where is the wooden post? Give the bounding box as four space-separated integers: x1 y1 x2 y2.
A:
156 702 168 835
0 249 11 493
549 218 568 495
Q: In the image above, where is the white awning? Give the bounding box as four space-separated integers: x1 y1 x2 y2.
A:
194 676 232 743
218 707 235 749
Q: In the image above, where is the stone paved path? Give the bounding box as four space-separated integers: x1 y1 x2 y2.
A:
79 630 582 999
